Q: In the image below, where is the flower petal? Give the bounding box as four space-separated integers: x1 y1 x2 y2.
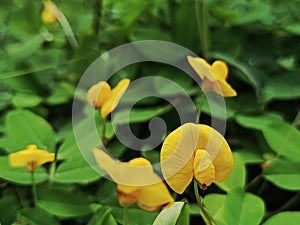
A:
93 148 161 186
187 56 216 81
101 79 130 118
137 182 174 211
213 79 237 97
117 186 139 206
160 123 199 194
87 81 111 108
9 145 54 168
194 149 215 186
196 125 234 182
212 60 228 80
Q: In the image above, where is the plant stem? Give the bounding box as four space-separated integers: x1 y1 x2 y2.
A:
195 0 209 59
193 180 213 225
245 175 263 192
123 206 129 225
48 160 56 185
101 118 107 146
52 2 78 48
196 92 205 123
93 0 103 36
31 171 37 207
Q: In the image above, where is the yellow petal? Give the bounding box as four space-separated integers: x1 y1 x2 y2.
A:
213 79 237 97
137 182 174 211
212 60 228 80
101 79 130 118
194 149 215 186
41 1 57 23
117 186 139 206
93 148 161 186
196 125 234 182
160 123 200 194
9 145 54 169
87 81 111 108
187 56 216 81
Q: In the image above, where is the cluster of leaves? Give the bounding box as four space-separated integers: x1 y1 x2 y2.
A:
0 0 300 224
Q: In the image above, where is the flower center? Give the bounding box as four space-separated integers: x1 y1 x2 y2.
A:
27 160 37 172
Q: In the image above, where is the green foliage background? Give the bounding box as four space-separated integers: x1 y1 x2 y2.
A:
0 0 300 224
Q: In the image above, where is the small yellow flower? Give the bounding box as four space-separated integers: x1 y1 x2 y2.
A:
160 123 233 194
9 144 55 172
87 79 130 118
187 56 237 97
93 149 174 211
41 0 58 24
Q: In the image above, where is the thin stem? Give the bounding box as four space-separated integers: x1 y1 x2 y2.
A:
31 172 37 207
101 118 107 146
195 0 209 59
93 0 103 36
123 206 129 225
49 1 78 48
193 180 213 225
245 175 263 192
48 160 56 185
196 92 206 123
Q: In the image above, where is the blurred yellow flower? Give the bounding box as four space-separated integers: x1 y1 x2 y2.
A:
41 0 58 24
160 123 233 194
187 56 237 97
9 144 55 172
93 149 174 211
87 79 130 118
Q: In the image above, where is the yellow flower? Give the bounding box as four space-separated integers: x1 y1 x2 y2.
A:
93 149 174 211
187 56 237 97
87 79 130 118
9 144 55 172
160 123 233 194
41 0 58 24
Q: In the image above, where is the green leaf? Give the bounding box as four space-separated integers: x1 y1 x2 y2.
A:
17 207 59 225
46 82 75 105
235 113 285 131
6 109 55 152
0 189 21 225
175 203 190 225
263 211 300 225
224 188 265 225
54 156 101 184
216 153 246 192
262 74 300 102
12 92 43 108
37 186 93 218
284 23 300 36
262 122 300 162
203 194 226 225
87 207 118 225
153 202 185 225
0 156 49 185
263 158 300 191
236 113 300 162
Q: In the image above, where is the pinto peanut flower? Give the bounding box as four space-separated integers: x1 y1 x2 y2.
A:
187 56 237 97
9 144 55 172
160 123 233 194
41 0 58 24
93 148 174 211
87 79 130 118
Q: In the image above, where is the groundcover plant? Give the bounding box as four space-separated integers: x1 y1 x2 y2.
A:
0 0 300 225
